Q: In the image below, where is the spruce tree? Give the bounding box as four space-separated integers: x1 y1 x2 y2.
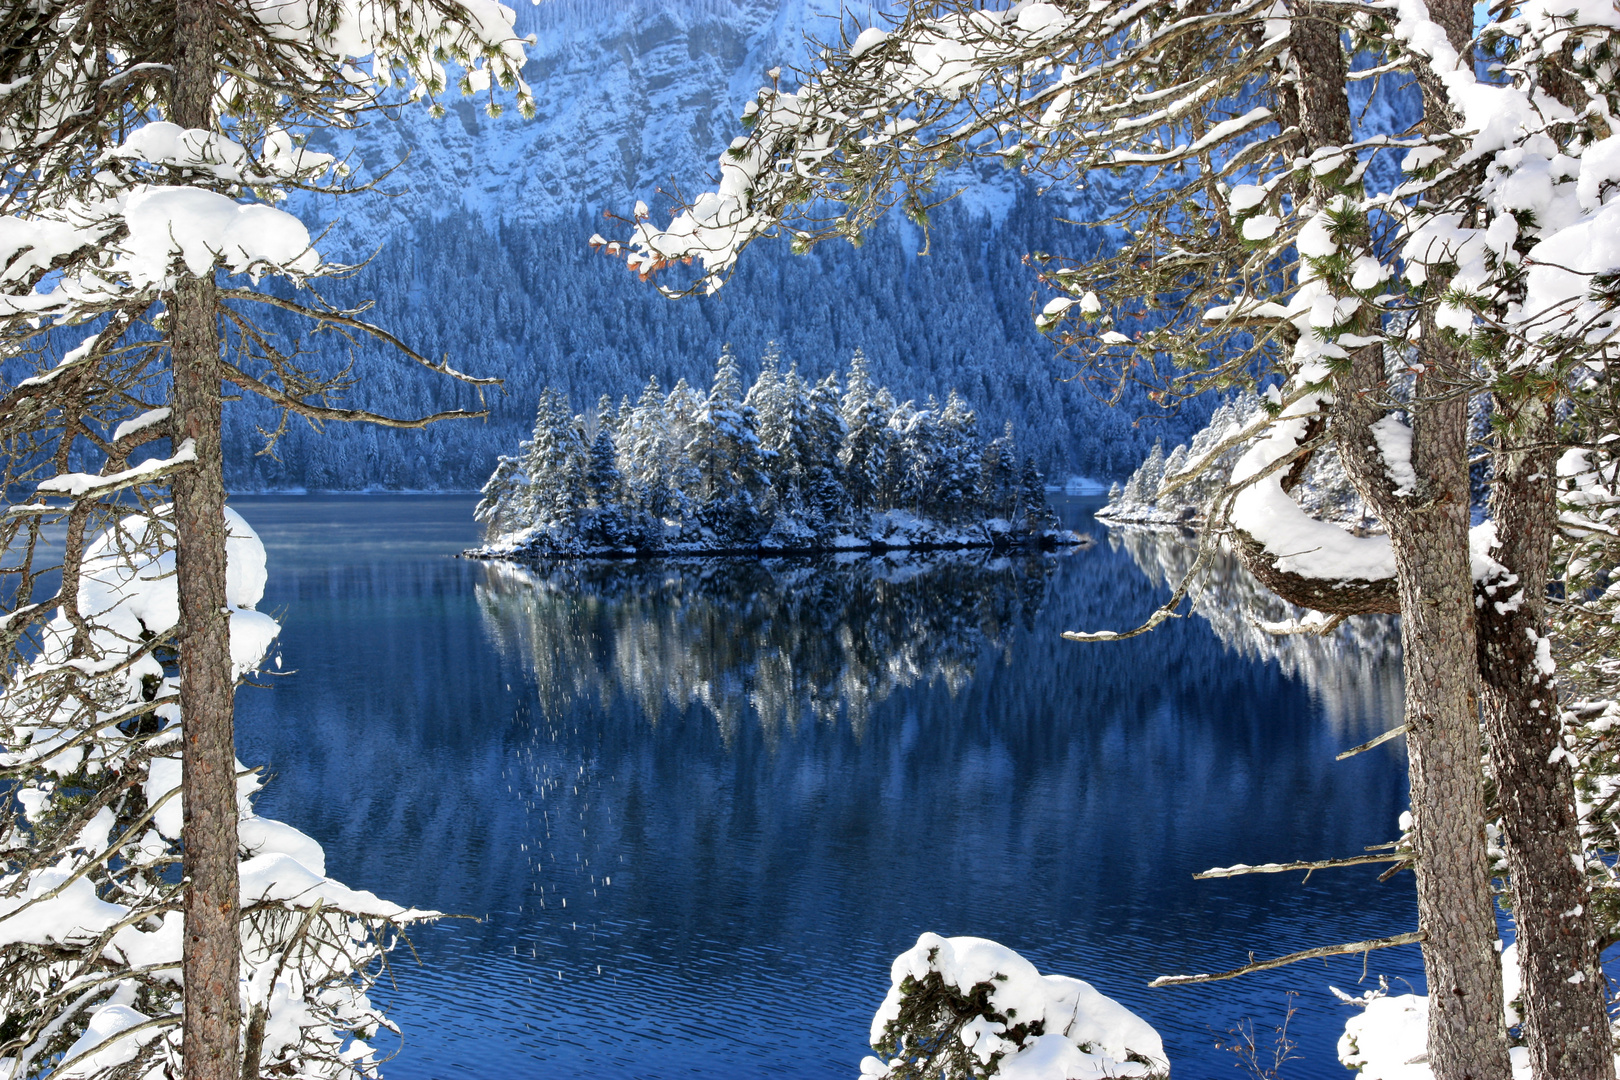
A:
840 349 886 512
1019 457 1058 536
0 4 532 1077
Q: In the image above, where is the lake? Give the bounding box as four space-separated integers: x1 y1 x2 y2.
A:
231 493 1422 1080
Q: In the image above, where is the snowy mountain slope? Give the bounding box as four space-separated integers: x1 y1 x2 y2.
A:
297 0 892 246
231 0 1125 491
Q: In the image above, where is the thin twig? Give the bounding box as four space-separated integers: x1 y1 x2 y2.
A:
1337 724 1411 760
1195 853 1409 879
1149 932 1425 987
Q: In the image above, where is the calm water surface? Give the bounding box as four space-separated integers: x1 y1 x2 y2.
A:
232 494 1422 1080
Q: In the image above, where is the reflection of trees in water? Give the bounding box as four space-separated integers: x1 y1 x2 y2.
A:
465 536 1415 1011
475 553 1061 740
1109 526 1403 730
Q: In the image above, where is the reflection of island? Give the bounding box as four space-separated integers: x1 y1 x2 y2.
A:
238 508 1418 1080
475 552 1063 739
1107 524 1403 729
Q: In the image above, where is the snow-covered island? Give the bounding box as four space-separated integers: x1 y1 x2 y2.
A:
469 348 1087 559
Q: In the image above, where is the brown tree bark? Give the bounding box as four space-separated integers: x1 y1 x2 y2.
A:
171 3 242 1079
1334 337 1512 1080
1406 2 1610 1076
1233 530 1401 614
1290 7 1512 1078
1478 397 1613 1080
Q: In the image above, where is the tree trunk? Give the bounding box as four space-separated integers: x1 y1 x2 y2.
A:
171 3 241 1079
1332 333 1512 1080
1478 397 1613 1080
1284 8 1512 1074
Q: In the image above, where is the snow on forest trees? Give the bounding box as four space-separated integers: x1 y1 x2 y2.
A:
473 347 1069 556
1099 391 1370 529
0 508 434 1079
0 2 531 1078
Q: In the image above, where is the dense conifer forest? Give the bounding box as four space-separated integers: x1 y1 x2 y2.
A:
223 189 1211 491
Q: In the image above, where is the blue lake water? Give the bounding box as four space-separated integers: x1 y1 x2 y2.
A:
231 493 1423 1080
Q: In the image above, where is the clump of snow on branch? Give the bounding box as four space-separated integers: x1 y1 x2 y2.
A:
1227 390 1396 582
1099 390 1370 530
612 0 1284 294
862 933 1168 1080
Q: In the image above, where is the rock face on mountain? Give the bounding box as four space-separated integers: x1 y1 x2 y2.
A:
298 0 902 247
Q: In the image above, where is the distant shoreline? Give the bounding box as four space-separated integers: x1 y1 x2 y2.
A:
464 532 1093 562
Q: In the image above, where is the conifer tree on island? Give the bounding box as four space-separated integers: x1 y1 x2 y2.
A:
475 345 1072 556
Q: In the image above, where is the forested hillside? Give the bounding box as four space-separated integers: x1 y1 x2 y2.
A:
219 0 1220 491
214 0 1416 491
225 187 1203 490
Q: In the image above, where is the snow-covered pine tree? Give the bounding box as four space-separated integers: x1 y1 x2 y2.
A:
587 428 623 508
874 389 909 509
763 364 815 515
583 427 633 546
616 395 636 439
1135 440 1166 508
805 373 850 529
1117 461 1146 511
1018 457 1059 537
0 4 532 1078
476 453 530 538
594 393 619 439
689 347 766 542
662 379 705 521
840 349 886 513
897 400 940 517
520 391 579 530
979 422 1019 522
624 376 674 523
1161 445 1188 493
936 392 981 524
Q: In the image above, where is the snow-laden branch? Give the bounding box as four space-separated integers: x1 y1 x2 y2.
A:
615 0 1314 294
35 441 197 499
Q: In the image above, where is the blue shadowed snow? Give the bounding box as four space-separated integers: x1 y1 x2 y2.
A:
233 493 1424 1080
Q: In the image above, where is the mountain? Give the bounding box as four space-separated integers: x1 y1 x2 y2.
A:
300 0 897 243
223 1 1417 492
226 0 1177 491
